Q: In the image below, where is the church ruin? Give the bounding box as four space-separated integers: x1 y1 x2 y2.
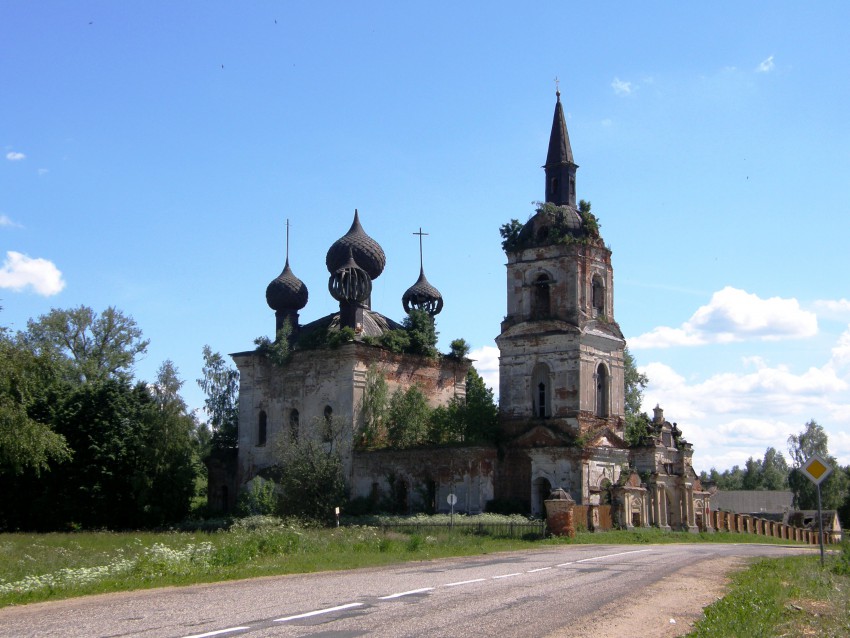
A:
223 90 712 531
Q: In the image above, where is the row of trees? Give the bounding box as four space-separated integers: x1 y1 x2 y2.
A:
703 420 850 527
0 306 218 530
358 365 499 449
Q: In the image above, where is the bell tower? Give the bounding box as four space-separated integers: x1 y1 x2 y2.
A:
496 90 626 439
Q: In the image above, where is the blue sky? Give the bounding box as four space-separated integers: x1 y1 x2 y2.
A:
3 2 849 472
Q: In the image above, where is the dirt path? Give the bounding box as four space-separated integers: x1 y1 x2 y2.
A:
545 555 746 638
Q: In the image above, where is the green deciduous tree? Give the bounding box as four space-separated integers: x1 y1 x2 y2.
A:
402 309 439 358
23 306 149 384
462 367 499 443
275 415 347 523
197 346 239 452
386 385 431 448
788 419 848 511
0 328 70 476
357 365 389 448
623 347 650 445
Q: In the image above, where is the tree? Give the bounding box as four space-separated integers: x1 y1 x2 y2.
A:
386 385 430 448
448 338 470 359
1 377 197 530
197 346 239 452
623 347 650 445
402 309 438 358
23 306 149 384
499 219 524 252
275 414 348 522
462 367 499 443
760 447 789 491
357 365 389 448
787 419 848 511
0 328 71 475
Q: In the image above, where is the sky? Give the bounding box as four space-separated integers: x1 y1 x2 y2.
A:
3 2 850 473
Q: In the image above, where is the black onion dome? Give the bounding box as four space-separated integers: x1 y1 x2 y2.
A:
266 259 309 311
325 209 386 279
402 268 444 316
328 251 372 304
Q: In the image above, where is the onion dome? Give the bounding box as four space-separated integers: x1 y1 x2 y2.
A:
402 267 443 316
325 209 386 280
266 258 308 311
328 250 372 304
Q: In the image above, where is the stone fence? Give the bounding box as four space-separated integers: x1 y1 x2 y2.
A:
710 510 836 544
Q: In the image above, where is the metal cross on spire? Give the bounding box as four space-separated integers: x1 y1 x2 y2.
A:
285 218 291 263
554 75 560 97
413 227 429 271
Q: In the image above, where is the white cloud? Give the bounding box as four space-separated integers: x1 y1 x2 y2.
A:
756 55 775 73
5 151 25 161
829 324 850 370
38 168 49 176
630 287 817 349
0 251 66 296
641 325 850 468
611 77 632 96
812 298 850 321
469 345 500 395
0 214 22 228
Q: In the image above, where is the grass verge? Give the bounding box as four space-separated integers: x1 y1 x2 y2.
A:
0 515 815 609
687 540 850 637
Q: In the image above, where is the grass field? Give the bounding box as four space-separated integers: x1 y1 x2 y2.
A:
688 543 850 637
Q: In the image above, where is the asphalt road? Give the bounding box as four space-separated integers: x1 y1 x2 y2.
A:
0 543 812 638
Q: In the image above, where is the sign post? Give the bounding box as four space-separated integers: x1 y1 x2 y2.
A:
447 493 457 529
800 454 833 566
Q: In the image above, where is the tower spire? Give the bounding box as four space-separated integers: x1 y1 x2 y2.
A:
544 87 578 207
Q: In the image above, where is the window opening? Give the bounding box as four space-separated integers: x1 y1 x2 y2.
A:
531 273 551 319
595 363 609 417
592 275 605 317
289 409 299 439
257 410 267 447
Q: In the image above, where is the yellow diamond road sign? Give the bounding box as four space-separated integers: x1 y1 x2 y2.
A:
801 454 833 485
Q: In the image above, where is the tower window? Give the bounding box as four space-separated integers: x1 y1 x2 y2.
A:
323 405 333 442
595 363 609 418
531 273 552 319
592 275 605 317
257 410 267 447
532 362 551 418
537 382 546 418
289 408 299 439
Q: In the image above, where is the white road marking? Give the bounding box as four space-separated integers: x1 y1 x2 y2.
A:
556 562 574 567
444 578 486 587
492 572 523 579
378 587 435 600
527 567 552 573
182 627 251 638
575 549 652 563
274 602 364 622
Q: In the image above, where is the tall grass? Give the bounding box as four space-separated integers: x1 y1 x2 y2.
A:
688 546 850 637
0 516 540 607
0 515 817 609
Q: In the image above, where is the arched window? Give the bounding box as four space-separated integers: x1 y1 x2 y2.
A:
595 363 609 418
591 274 605 317
532 363 551 418
257 410 267 447
531 273 552 319
323 405 333 442
289 409 299 439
